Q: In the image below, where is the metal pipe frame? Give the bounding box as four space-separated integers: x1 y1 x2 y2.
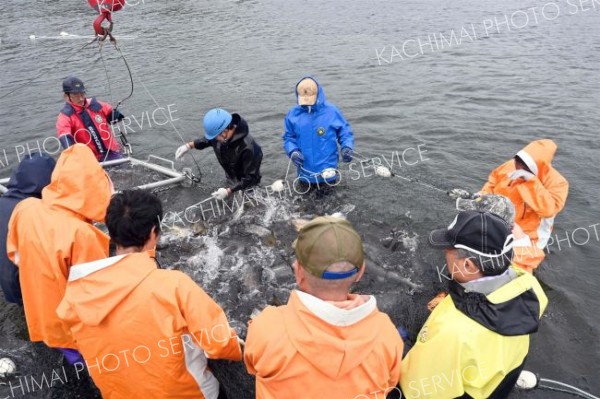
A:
0 156 191 195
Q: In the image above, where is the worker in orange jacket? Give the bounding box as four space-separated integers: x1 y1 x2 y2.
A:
57 190 242 399
450 139 568 272
7 144 113 364
479 139 568 271
244 216 404 399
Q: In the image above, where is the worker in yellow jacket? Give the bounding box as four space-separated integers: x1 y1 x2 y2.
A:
7 144 113 363
400 210 548 399
57 190 242 399
245 216 404 399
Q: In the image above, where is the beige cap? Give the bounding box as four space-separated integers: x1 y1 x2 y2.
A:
297 78 318 106
293 216 364 280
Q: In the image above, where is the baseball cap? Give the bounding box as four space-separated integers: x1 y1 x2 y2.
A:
429 210 514 259
297 78 318 106
63 77 86 94
455 194 516 226
293 216 364 280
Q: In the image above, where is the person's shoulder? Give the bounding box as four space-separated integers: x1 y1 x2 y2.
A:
72 222 109 243
421 297 476 337
152 268 195 286
285 105 303 118
11 197 46 222
545 167 569 186
250 305 286 330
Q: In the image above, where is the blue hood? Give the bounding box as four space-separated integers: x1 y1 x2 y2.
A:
295 76 326 111
283 76 355 183
4 153 56 200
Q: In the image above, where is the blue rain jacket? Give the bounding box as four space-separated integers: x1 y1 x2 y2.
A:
0 153 55 304
283 77 354 183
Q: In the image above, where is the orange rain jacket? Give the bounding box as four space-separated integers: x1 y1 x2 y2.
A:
57 252 242 399
480 139 569 270
245 290 404 399
7 144 112 349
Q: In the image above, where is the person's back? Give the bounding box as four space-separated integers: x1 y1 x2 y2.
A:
57 190 242 399
401 268 546 398
400 211 548 399
245 216 403 399
0 153 55 305
7 144 112 349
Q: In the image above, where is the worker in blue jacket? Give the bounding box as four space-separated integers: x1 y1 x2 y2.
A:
0 153 56 305
283 77 355 186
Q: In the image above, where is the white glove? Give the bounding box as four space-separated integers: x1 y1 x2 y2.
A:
509 170 535 181
175 143 191 160
212 188 230 200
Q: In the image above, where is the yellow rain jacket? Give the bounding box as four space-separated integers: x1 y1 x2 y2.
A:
57 252 242 399
245 290 404 399
7 144 112 348
480 139 568 270
400 267 548 399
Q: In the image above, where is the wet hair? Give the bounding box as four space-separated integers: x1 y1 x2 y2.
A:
106 190 163 248
456 248 513 276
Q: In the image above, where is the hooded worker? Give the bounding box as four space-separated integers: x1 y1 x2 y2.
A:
282 77 355 187
245 216 403 399
0 153 56 305
400 210 548 399
175 108 263 200
449 139 569 272
56 76 125 162
7 144 113 362
57 189 242 399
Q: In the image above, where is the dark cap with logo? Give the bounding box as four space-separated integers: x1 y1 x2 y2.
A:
429 210 513 259
63 77 86 94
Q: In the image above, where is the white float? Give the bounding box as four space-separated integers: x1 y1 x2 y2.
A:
0 357 16 378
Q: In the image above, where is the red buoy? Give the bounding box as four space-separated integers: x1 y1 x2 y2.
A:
88 0 125 13
88 0 126 36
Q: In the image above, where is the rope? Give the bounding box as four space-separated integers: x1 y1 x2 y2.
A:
0 37 98 100
126 56 203 180
112 42 134 112
352 150 447 193
98 41 114 104
391 174 447 193
539 379 600 399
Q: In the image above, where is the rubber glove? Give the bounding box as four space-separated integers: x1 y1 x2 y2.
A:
212 188 230 200
341 147 353 163
509 170 535 181
175 143 191 160
290 151 304 168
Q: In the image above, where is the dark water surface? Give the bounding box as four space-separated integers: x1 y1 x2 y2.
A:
1 0 599 398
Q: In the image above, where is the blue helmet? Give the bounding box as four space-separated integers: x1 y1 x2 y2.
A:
203 108 232 140
62 76 86 94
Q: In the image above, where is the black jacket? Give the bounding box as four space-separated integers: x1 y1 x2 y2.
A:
0 153 56 305
194 113 262 192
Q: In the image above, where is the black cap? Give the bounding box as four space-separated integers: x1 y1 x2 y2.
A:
62 77 86 94
429 210 513 257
